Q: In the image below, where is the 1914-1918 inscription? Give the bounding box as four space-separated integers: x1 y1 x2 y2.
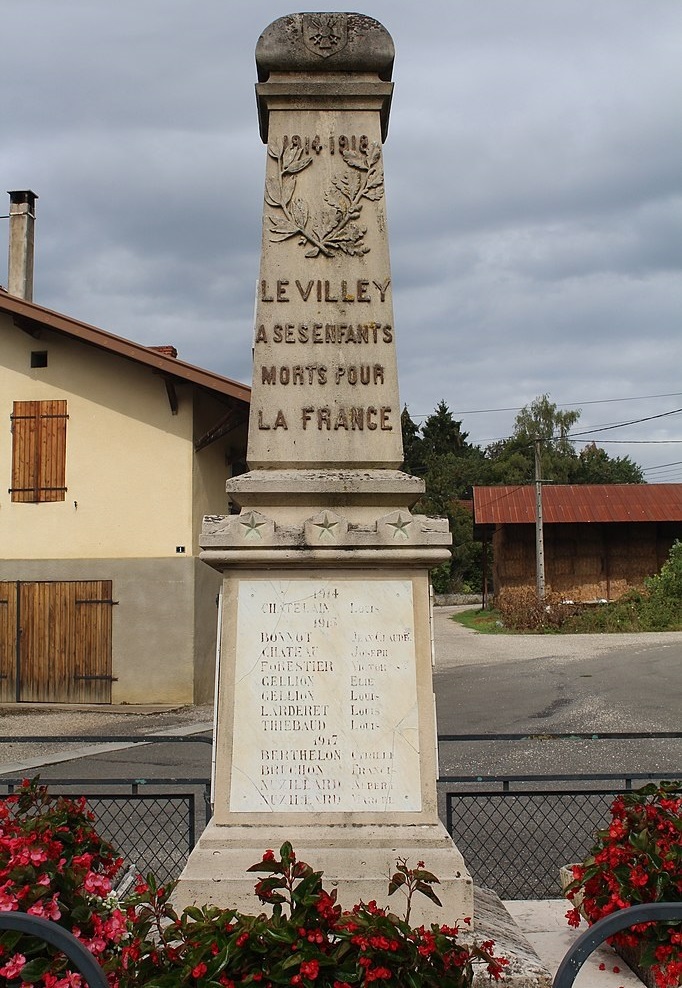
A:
229 579 422 813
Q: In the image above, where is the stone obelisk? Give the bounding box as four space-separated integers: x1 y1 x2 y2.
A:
175 12 473 924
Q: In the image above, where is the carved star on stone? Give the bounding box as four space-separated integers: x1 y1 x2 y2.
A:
387 514 412 541
314 513 339 543
240 513 267 542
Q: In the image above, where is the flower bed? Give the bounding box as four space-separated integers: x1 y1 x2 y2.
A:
564 781 682 988
1 779 508 988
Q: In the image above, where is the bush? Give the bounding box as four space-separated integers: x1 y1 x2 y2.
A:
123 844 508 988
565 782 682 988
497 587 579 632
1 784 508 988
0 778 127 984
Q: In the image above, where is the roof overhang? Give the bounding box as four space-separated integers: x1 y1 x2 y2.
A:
0 288 251 406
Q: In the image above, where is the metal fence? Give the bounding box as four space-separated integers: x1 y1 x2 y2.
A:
0 777 211 884
2 730 680 895
439 731 681 899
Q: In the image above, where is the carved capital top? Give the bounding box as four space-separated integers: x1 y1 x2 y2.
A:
256 13 394 81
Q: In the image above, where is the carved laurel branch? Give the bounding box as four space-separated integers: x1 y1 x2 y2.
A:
265 141 384 258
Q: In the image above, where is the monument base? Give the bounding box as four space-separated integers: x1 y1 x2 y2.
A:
174 821 474 926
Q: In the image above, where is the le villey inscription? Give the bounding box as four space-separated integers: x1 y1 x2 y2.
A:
229 579 422 814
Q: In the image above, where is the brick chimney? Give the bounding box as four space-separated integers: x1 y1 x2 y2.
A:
7 190 38 301
149 345 178 358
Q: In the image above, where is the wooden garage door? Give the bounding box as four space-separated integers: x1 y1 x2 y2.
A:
0 582 16 703
10 581 114 703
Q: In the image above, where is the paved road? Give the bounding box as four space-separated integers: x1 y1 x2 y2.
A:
433 607 682 778
1 608 680 783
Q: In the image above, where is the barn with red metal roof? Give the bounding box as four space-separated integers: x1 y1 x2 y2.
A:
473 485 682 605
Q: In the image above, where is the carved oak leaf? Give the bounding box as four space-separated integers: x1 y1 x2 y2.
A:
313 207 342 240
341 149 370 171
333 170 362 201
367 144 382 168
333 224 365 244
363 185 384 201
324 185 349 213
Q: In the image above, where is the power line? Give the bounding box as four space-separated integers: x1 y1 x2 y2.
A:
411 391 682 419
568 407 682 438
645 460 682 471
575 439 682 445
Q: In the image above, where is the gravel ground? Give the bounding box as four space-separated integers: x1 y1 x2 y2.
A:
0 705 213 774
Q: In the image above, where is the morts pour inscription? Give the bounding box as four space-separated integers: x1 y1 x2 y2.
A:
229 578 422 813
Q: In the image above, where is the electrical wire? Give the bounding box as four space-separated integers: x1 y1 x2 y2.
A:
411 391 682 419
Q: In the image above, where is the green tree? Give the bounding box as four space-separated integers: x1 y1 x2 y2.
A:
484 393 580 484
572 443 644 484
402 401 485 593
400 405 424 476
420 400 470 458
483 393 645 486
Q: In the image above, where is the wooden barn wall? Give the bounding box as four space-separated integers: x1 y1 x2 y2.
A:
491 521 681 604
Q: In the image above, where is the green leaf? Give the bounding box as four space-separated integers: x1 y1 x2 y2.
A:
246 860 283 874
413 870 440 884
415 884 443 908
20 958 54 983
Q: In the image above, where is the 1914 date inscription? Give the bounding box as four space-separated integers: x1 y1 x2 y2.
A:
229 579 422 813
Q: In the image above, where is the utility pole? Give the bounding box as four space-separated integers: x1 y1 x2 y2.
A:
534 439 546 601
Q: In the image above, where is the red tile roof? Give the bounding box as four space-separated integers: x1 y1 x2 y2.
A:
473 485 682 525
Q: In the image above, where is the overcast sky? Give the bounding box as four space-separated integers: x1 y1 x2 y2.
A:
3 1 681 480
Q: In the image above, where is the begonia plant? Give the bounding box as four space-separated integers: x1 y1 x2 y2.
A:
564 781 682 988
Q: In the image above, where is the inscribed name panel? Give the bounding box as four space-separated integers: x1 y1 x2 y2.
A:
229 578 421 813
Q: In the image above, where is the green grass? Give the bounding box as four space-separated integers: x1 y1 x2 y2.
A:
449 608 508 633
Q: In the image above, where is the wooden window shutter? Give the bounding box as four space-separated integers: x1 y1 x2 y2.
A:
10 400 68 503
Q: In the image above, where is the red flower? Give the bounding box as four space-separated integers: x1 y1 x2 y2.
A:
263 849 275 862
628 866 649 888
192 962 208 979
365 965 392 982
300 959 319 980
0 952 26 979
566 907 582 929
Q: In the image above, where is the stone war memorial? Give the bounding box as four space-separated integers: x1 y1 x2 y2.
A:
175 12 474 924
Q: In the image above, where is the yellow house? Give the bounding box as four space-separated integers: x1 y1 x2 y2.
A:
0 288 250 705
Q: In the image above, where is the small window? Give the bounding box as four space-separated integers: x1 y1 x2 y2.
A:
9 399 68 502
30 351 48 368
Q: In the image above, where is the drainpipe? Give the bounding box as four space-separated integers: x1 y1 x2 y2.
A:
7 190 38 300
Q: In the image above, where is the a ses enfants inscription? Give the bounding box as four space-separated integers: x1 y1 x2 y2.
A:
229 579 421 813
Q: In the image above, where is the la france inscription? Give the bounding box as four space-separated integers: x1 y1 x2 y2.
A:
229 579 422 813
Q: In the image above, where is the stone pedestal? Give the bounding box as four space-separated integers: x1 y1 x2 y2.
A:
175 13 473 925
